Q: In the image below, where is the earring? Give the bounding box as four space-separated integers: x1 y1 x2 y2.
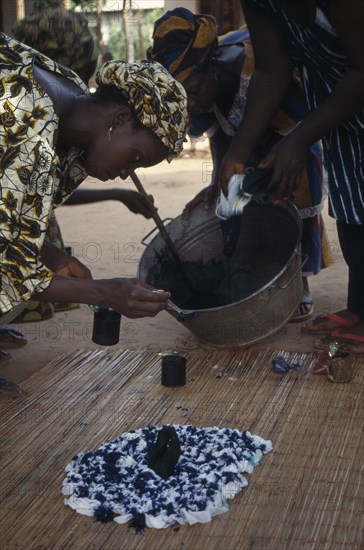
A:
108 126 113 142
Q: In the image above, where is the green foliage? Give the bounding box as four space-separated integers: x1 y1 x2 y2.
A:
70 0 106 10
30 1 162 62
31 0 106 15
32 0 63 10
107 8 163 61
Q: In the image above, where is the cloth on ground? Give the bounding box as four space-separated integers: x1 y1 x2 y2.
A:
62 424 272 530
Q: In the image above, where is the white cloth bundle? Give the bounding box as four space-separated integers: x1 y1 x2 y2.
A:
215 174 250 220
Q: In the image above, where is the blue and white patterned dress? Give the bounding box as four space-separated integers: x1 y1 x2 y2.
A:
244 0 364 224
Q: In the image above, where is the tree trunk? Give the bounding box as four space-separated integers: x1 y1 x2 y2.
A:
16 0 25 19
123 0 134 63
96 0 106 57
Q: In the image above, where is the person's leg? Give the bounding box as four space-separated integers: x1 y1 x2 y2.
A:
336 220 364 318
326 221 364 353
309 221 364 349
291 215 326 322
290 275 313 322
302 220 364 334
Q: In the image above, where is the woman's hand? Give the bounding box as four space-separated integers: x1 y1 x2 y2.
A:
64 189 156 219
259 133 308 200
101 278 170 318
33 276 170 319
120 190 156 219
218 150 246 197
183 185 218 220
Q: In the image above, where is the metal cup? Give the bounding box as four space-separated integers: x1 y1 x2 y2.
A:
327 351 352 383
92 307 121 346
161 353 186 387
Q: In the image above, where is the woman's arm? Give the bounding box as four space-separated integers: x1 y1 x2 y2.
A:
283 0 364 146
256 0 364 199
32 275 170 318
38 242 169 317
218 1 293 194
63 188 156 218
40 240 92 279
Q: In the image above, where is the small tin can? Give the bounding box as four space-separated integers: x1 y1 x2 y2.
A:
92 307 121 346
327 341 352 383
160 352 186 387
327 352 352 383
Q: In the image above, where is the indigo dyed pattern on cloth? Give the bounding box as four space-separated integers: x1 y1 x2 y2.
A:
62 424 272 529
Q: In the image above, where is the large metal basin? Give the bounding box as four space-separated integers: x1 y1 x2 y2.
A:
137 201 303 347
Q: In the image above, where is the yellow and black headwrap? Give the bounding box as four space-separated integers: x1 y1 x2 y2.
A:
96 60 188 162
148 7 218 84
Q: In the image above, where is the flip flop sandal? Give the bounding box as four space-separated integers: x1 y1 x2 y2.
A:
313 332 364 355
0 378 23 397
289 298 314 323
301 313 354 335
0 328 27 347
330 330 364 355
0 349 11 364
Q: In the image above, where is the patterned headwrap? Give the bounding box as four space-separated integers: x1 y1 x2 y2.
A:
12 8 98 73
148 7 218 84
96 60 188 162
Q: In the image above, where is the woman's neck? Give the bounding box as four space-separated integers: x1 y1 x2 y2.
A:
32 63 95 152
32 63 86 117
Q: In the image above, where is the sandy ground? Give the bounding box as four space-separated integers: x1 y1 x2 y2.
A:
1 143 348 384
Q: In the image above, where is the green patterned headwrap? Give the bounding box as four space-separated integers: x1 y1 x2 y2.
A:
96 60 188 161
12 8 98 73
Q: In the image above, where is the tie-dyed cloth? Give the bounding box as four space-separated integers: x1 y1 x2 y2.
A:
62 424 272 530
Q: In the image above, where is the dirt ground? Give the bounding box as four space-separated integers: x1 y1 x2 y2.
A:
1 142 348 385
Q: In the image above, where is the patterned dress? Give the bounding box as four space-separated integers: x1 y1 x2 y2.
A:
244 0 364 224
0 33 88 314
